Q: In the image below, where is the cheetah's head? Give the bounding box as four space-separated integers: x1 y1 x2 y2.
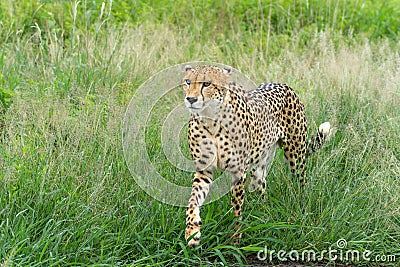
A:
182 65 232 115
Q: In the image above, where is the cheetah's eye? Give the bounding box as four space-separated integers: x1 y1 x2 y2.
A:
185 79 191 86
203 81 211 88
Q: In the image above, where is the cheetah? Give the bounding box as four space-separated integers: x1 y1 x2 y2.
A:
182 65 332 247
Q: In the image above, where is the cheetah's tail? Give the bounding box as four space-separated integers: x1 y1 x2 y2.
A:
307 122 333 156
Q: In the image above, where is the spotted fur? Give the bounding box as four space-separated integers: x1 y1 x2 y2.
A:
182 65 332 247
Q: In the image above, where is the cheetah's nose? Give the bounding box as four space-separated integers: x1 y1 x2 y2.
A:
186 97 198 104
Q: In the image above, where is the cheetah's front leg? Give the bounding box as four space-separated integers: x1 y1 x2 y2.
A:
230 171 247 244
185 171 212 247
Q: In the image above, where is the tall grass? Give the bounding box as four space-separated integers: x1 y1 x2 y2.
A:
1 1 399 266
1 0 400 41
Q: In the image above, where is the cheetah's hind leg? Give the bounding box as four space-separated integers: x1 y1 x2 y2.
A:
249 144 276 198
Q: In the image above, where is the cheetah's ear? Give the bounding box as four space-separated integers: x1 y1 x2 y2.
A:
184 65 193 72
222 66 233 75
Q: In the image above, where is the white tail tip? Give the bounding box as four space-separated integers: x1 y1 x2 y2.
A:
319 121 331 136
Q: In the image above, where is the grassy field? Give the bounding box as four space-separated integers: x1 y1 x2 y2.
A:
1 1 400 266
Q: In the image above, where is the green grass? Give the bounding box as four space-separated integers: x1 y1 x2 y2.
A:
1 1 400 266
